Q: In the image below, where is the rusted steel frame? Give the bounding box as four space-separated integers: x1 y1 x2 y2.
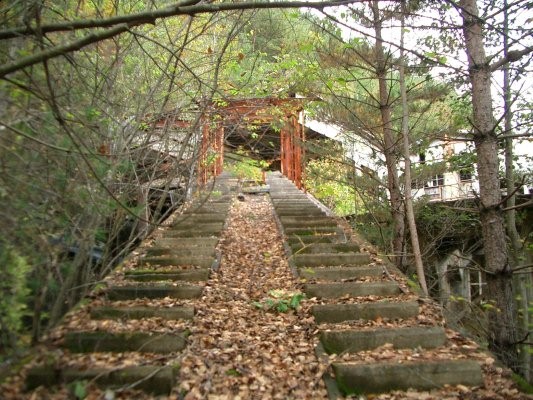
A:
217 98 303 122
287 116 294 182
300 113 306 191
280 125 287 176
215 123 224 176
198 97 306 185
198 111 225 185
198 119 210 185
292 115 303 189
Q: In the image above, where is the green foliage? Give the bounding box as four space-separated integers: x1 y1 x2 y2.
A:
304 156 360 216
226 368 242 377
0 245 31 357
225 152 268 182
253 290 305 313
415 201 480 246
512 373 533 394
69 380 88 399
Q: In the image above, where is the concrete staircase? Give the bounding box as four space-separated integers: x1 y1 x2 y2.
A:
25 174 237 395
267 172 484 397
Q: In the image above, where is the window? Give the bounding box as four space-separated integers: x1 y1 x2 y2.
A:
426 174 444 187
459 169 472 181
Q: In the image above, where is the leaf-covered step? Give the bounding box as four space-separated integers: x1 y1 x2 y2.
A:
146 246 215 257
26 365 176 394
332 360 483 394
293 253 371 267
90 305 195 320
299 266 382 281
106 284 203 300
140 256 214 268
154 237 219 248
125 268 210 282
291 242 361 254
312 301 419 324
304 281 400 298
64 331 189 353
320 326 446 354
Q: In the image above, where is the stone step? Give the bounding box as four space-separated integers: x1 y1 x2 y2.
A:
26 365 176 395
154 237 219 248
291 242 361 254
276 211 327 218
169 222 224 232
273 201 315 205
140 256 214 268
312 301 419 324
106 284 203 300
332 360 483 394
194 194 233 203
304 282 400 298
283 227 341 236
273 202 317 208
293 253 371 267
274 206 324 212
184 205 230 214
281 221 338 229
146 246 215 257
271 197 311 203
287 236 339 245
278 216 334 225
174 213 227 222
165 229 221 238
64 331 188 353
320 326 447 354
124 268 210 282
90 305 195 320
298 266 382 281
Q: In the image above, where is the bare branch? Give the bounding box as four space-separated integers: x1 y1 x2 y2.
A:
490 46 533 72
0 0 361 78
502 199 533 212
0 24 130 78
0 0 359 40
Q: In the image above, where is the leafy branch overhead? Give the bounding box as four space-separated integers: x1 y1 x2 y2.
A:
0 0 356 78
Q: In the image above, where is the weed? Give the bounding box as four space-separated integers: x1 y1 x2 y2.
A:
253 289 305 313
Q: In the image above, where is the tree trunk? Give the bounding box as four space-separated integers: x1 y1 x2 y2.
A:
459 0 518 369
371 0 405 268
398 0 428 295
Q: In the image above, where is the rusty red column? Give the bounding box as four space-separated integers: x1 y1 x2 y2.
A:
215 123 224 176
198 118 210 185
